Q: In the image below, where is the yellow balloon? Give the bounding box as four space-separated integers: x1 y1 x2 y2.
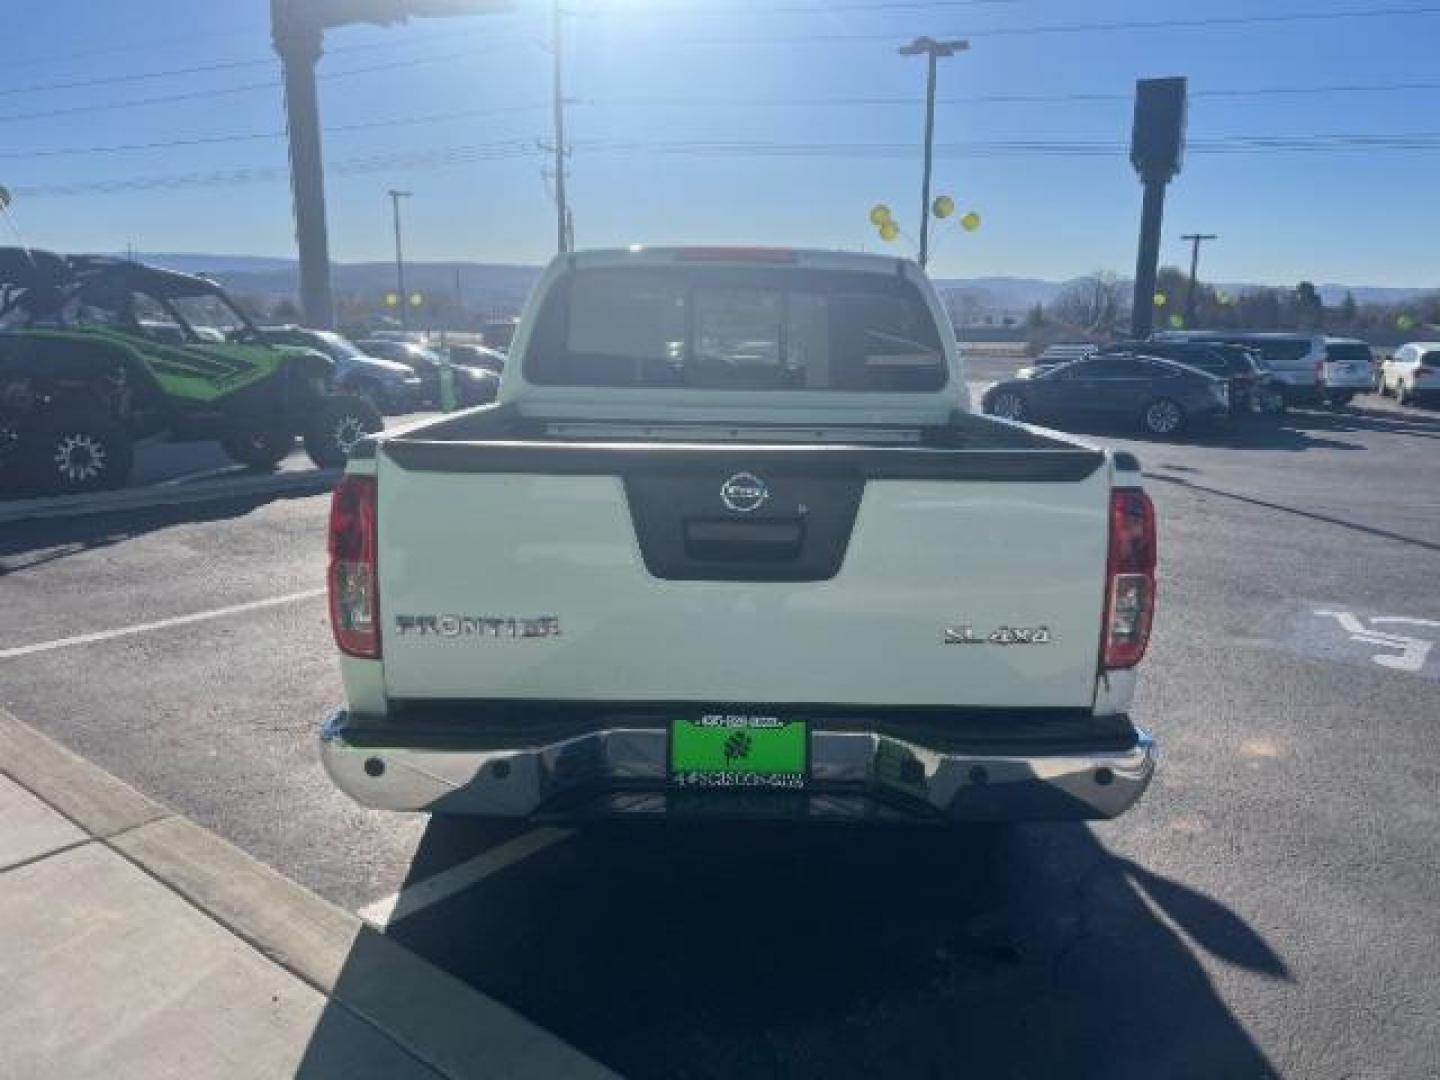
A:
1169 314 1185 329
960 211 981 232
869 204 892 226
409 292 424 307
1153 292 1168 307
384 292 400 307
932 195 955 219
1397 314 1416 330
878 221 900 242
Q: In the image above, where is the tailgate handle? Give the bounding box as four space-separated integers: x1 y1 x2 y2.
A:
683 519 803 562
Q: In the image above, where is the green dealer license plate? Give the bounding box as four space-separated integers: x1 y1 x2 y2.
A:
670 715 808 790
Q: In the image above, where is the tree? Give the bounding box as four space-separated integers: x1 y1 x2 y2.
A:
1024 302 1046 329
1293 281 1324 330
1338 290 1358 326
270 297 301 324
1051 272 1126 331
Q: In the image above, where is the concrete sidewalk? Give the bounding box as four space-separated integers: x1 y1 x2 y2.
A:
0 708 616 1080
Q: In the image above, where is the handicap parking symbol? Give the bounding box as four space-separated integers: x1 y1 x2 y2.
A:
1313 610 1440 676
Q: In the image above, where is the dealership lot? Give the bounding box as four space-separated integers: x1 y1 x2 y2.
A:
2 378 1438 1078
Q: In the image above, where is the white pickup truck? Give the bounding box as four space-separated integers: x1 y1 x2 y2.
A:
320 247 1158 823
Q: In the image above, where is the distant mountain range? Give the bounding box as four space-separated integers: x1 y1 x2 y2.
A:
128 254 1432 313
931 276 1432 311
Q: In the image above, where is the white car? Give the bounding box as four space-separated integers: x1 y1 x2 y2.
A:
1378 342 1440 406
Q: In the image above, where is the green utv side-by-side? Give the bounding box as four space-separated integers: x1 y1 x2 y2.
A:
0 248 382 494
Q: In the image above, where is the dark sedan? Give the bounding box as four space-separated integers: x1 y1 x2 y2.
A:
982 353 1231 436
357 340 500 408
1111 341 1279 414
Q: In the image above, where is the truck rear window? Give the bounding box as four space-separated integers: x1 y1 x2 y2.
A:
525 266 947 391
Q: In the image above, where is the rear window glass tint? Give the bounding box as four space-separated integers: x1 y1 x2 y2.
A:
528 266 946 392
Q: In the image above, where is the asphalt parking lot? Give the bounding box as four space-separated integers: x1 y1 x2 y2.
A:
2 372 1438 1078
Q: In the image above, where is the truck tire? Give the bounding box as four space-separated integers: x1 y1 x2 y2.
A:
303 394 383 469
220 428 295 470
22 410 134 494
1326 391 1355 409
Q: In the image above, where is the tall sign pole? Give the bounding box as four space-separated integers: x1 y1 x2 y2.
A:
272 1 514 329
1129 77 1188 339
273 2 333 329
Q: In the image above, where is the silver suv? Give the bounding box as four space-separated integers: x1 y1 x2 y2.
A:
1152 331 1333 408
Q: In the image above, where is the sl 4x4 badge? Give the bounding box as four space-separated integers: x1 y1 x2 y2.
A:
944 625 1053 645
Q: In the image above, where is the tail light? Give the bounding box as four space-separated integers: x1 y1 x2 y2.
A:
1102 488 1157 670
328 475 380 658
1315 360 1325 384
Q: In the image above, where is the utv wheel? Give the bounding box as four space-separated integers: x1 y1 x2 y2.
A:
303 394 383 469
220 428 295 470
1141 398 1186 436
988 391 1026 422
23 410 134 494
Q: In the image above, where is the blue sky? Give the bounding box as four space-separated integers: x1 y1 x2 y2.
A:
2 0 1438 286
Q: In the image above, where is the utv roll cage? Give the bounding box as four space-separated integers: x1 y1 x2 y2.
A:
0 248 263 343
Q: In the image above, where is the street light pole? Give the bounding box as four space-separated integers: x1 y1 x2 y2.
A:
551 0 570 254
898 36 967 269
388 189 412 331
1181 232 1218 326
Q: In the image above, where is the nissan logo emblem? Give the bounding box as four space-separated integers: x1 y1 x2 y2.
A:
720 472 770 513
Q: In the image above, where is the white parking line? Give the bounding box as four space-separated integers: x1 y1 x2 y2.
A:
0 590 325 662
359 826 574 929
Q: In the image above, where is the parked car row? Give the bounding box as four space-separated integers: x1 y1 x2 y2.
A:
258 327 504 415
985 331 1434 439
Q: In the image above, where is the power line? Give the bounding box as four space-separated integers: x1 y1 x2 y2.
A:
570 0 1023 14
588 80 1440 109
0 104 550 160
6 0 1437 108
642 4 1440 45
0 15 541 84
14 131 1440 198
12 75 1440 160
0 40 530 126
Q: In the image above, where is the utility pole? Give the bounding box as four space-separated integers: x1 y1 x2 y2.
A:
389 189 412 331
551 0 570 253
1181 232 1218 327
898 36 967 269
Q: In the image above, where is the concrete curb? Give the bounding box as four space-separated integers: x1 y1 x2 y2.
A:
0 468 340 526
0 708 617 1080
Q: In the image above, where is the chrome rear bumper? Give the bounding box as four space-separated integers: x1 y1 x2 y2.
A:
320 709 1156 823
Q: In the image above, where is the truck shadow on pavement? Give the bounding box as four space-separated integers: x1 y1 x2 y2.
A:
0 492 318 575
341 818 1286 1080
